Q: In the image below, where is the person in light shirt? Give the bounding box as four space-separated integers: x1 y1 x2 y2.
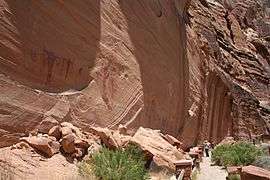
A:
204 140 211 157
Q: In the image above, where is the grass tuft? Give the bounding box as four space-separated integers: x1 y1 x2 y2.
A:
79 144 149 180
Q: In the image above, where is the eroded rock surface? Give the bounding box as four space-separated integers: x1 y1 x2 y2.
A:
0 0 190 148
0 0 269 149
181 0 270 147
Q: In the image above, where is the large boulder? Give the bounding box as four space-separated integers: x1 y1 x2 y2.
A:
61 122 83 138
61 133 77 154
241 165 270 180
48 126 62 140
130 127 185 170
37 116 59 134
89 127 120 149
217 137 236 146
20 136 60 157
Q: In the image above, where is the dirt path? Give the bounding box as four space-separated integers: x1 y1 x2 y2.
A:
197 157 227 180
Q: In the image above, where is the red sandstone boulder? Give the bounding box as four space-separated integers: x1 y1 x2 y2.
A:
61 126 73 137
162 134 183 149
37 116 59 134
89 127 119 149
241 165 270 180
48 126 62 140
61 122 83 138
20 136 60 157
130 127 185 170
61 134 77 154
218 137 236 146
74 139 90 149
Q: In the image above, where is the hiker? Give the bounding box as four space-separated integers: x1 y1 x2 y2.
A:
204 140 211 157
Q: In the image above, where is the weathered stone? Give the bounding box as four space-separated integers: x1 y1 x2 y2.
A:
20 136 60 157
130 127 185 170
61 122 83 138
61 127 73 137
37 116 59 134
48 126 62 140
162 134 183 149
227 166 242 175
218 137 236 146
89 127 119 149
74 139 90 149
61 134 76 154
241 165 270 180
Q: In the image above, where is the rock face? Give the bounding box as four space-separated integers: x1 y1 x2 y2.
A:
181 0 270 146
0 0 269 148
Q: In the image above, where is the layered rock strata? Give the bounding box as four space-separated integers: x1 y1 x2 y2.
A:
0 0 269 148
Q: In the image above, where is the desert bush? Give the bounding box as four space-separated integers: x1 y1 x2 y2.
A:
211 142 262 166
227 174 240 180
79 144 149 180
252 156 270 171
258 143 270 156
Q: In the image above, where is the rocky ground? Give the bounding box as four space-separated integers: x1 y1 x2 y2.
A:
0 120 189 179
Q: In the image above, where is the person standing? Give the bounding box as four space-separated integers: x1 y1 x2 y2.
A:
204 141 211 157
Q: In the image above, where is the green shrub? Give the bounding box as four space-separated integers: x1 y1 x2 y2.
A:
258 143 270 156
211 142 262 167
227 174 240 180
80 145 149 180
252 156 270 171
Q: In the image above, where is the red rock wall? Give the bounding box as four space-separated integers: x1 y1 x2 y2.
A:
0 0 269 148
183 0 270 146
0 0 190 146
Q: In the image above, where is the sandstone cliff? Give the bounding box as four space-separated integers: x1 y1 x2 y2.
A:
182 0 270 146
0 0 269 148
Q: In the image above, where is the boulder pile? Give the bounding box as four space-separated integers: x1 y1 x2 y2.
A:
14 117 91 159
12 117 187 171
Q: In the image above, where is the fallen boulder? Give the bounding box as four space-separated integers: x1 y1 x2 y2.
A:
48 125 62 140
61 126 73 137
37 116 59 134
130 127 185 170
61 122 83 138
217 137 236 146
89 127 119 149
241 165 270 180
20 136 60 157
61 133 77 154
